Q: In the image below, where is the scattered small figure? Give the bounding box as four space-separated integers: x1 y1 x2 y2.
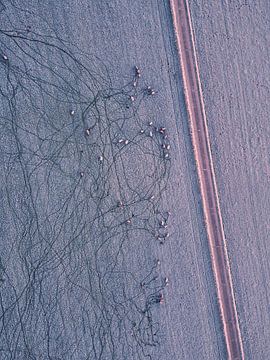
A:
148 121 153 126
159 127 166 134
155 293 164 304
130 95 135 102
156 231 169 243
160 294 165 304
85 128 91 136
124 140 129 145
149 131 153 138
156 259 161 266
135 66 141 78
164 277 169 286
166 211 171 219
146 86 155 95
98 155 103 162
132 66 141 87
126 218 132 224
160 220 167 228
118 139 124 144
2 54 8 61
164 153 169 159
79 171 84 178
140 129 145 134
117 200 124 208
70 109 75 116
162 143 170 150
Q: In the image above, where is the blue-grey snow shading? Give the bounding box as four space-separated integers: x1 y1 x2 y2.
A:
0 1 225 359
189 1 270 359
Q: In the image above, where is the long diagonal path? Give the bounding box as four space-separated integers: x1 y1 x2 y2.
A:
169 1 245 359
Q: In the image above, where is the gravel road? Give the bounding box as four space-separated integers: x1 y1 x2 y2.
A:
189 1 270 359
0 1 226 359
1 0 268 359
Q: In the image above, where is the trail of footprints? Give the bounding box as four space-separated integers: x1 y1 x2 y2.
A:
0 6 172 357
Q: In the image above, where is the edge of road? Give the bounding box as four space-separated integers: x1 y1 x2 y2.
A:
168 1 245 359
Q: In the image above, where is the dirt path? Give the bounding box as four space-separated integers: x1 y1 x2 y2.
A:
169 1 245 359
